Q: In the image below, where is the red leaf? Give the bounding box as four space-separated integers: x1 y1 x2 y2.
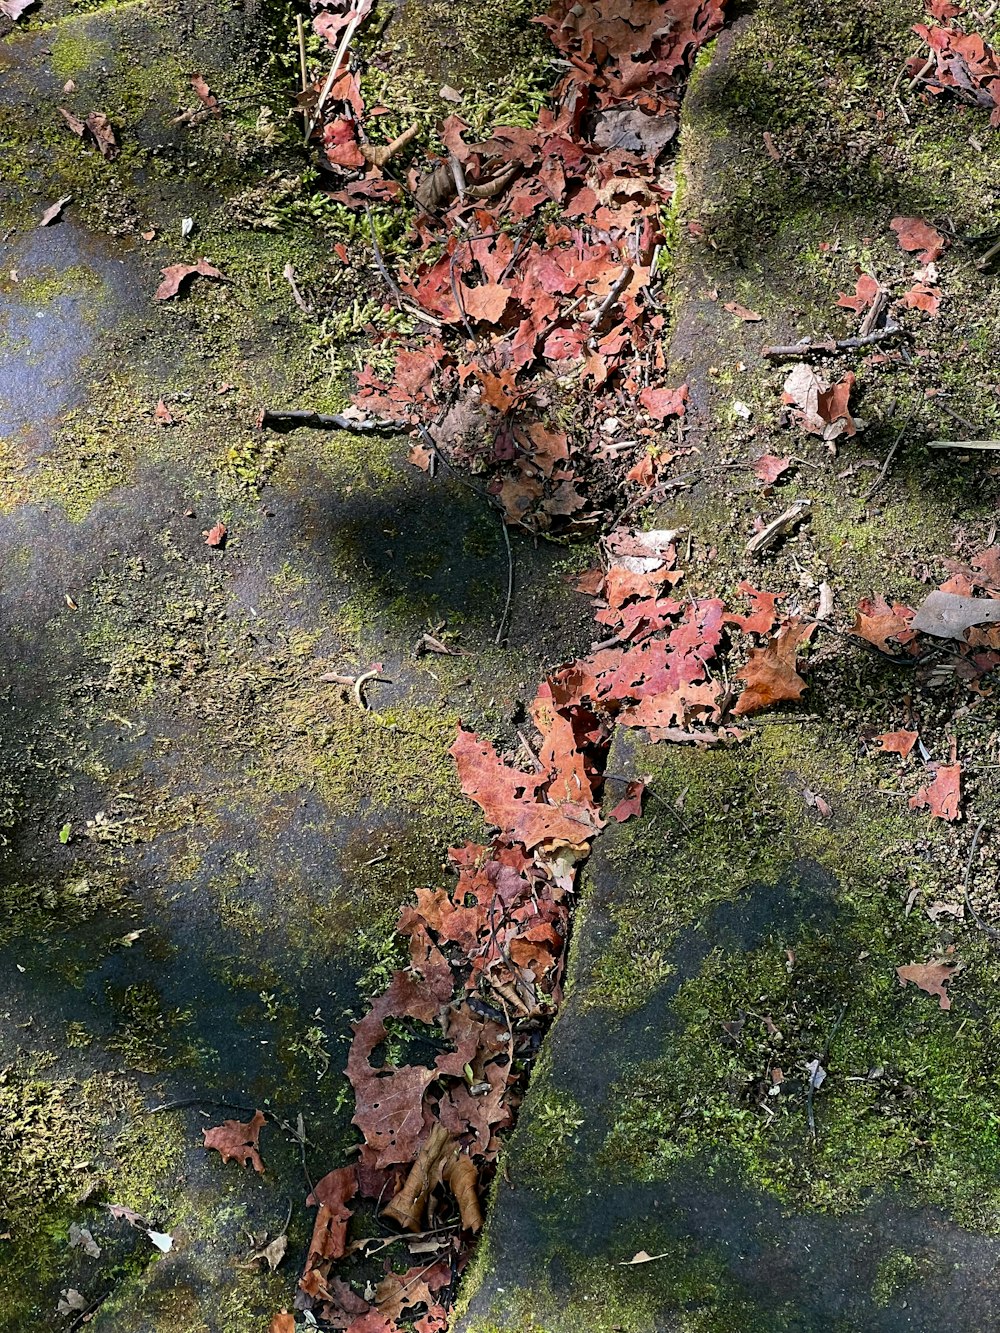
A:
607 779 644 822
202 1110 266 1173
205 521 227 547
890 216 946 264
901 282 940 315
727 581 778 636
155 258 224 301
303 1166 358 1268
874 729 918 759
909 762 962 821
732 620 814 715
638 384 688 421
836 273 880 313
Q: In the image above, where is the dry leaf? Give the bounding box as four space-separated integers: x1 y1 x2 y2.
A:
154 258 225 301
896 960 957 1010
202 1109 266 1172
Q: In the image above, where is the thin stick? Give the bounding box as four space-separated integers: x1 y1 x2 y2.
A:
864 410 915 500
259 408 405 433
495 515 514 646
296 14 308 93
305 7 365 143
762 327 898 359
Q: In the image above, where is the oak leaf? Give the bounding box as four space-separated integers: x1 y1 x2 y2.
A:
909 762 961 821
851 596 914 653
732 620 814 715
753 454 792 486
836 273 880 313
305 1166 358 1265
203 1109 266 1172
896 960 957 1010
638 384 687 420
890 216 946 264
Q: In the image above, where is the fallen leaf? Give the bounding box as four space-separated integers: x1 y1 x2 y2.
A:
269 1314 296 1333
68 1223 100 1258
875 729 918 759
205 521 227 548
59 108 119 159
890 216 946 264
901 282 940 316
246 1232 287 1271
106 1203 147 1227
154 258 225 301
202 1109 267 1172
607 779 644 822
723 300 762 321
620 1250 670 1265
57 1290 87 1316
896 960 957 1010
0 0 35 17
753 454 793 486
910 589 1000 640
39 195 72 227
836 273 880 313
909 762 962 821
147 1229 173 1252
852 596 915 654
638 384 688 421
154 399 174 426
732 620 814 715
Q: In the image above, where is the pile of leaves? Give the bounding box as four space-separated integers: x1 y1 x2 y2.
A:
909 0 1000 124
301 0 724 532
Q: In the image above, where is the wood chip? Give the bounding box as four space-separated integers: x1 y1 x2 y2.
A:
745 499 812 557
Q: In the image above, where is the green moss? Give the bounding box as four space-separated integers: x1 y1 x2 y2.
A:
590 727 1000 1228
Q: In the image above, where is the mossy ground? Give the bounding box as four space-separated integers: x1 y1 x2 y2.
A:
0 0 568 1325
463 1 1000 1329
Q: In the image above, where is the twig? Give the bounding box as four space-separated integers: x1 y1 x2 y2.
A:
806 1002 847 1141
926 439 1000 451
305 7 366 143
907 52 936 92
864 410 915 500
762 327 898 359
258 408 404 433
961 819 1000 939
495 516 514 646
296 14 308 93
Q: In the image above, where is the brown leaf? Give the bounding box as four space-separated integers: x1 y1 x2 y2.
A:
0 0 35 18
901 282 940 316
638 384 687 421
851 597 915 654
304 1165 358 1265
896 960 957 1010
202 1109 266 1172
753 454 792 486
461 282 511 324
205 521 227 547
39 195 72 227
607 779 644 822
723 300 762 321
874 729 918 759
836 273 880 314
732 620 814 716
154 399 174 426
154 258 225 301
442 1151 483 1231
909 762 962 821
269 1314 296 1333
890 216 946 264
190 73 220 113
